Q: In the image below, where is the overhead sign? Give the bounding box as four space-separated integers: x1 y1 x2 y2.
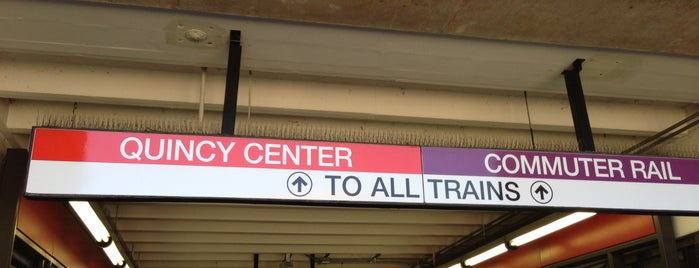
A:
26 128 699 213
26 128 423 204
422 147 699 212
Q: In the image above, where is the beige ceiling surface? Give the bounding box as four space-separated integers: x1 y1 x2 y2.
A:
85 0 699 56
101 202 506 268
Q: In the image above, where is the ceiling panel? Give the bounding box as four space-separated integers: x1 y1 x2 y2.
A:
113 219 477 236
103 203 502 224
118 232 459 246
102 202 505 267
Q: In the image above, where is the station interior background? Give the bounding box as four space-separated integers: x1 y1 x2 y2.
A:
1 1 698 268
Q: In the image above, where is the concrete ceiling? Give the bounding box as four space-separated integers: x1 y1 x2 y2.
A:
4 0 698 104
84 0 699 56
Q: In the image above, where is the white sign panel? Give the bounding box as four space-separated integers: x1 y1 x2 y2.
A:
25 128 699 213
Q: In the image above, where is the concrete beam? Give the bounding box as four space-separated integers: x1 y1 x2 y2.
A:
1 0 698 103
0 59 689 135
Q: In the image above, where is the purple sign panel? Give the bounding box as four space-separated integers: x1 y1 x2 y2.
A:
421 147 699 213
422 147 699 185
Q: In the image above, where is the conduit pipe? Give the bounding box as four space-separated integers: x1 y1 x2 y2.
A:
622 111 699 154
198 67 207 129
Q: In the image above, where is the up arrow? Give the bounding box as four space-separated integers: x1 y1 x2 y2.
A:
534 185 549 200
291 176 308 192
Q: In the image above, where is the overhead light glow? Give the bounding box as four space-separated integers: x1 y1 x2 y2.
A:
445 212 596 268
68 201 110 243
102 241 125 266
464 243 508 266
510 212 596 247
447 262 462 268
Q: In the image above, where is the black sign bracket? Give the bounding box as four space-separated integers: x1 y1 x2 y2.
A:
562 58 595 152
221 30 242 136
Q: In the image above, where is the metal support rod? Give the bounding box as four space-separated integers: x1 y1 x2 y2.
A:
198 67 207 129
562 59 595 152
221 30 242 136
622 111 699 154
253 253 259 268
0 149 29 267
654 216 680 268
310 254 315 268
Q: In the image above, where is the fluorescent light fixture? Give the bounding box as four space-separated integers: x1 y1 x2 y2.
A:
445 212 596 268
447 244 508 267
69 201 131 267
68 201 111 243
510 212 596 247
447 262 462 268
464 243 508 266
103 241 125 266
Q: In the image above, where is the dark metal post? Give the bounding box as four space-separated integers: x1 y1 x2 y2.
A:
253 253 259 268
310 254 315 268
654 216 680 268
562 59 595 152
0 149 29 267
221 30 242 136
